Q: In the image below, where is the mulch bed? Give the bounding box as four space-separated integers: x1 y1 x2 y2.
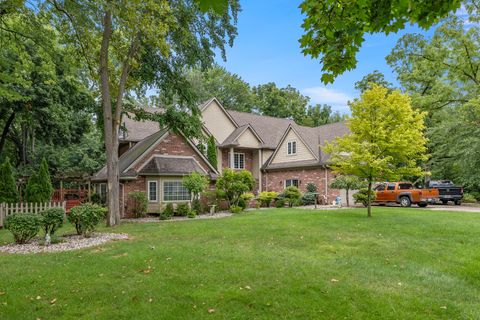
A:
0 232 129 254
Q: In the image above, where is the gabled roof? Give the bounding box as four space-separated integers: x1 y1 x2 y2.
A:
220 124 264 147
121 107 164 142
138 155 208 176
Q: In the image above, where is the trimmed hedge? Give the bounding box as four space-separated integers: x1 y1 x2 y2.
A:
40 208 64 235
5 213 42 244
68 203 107 237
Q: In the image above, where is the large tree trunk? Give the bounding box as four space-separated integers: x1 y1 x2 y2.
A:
367 181 372 217
0 111 15 156
346 188 350 207
99 10 121 227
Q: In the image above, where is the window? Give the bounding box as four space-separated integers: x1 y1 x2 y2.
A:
99 183 107 199
234 153 245 169
285 179 299 188
163 181 191 202
387 183 396 191
148 181 158 202
375 184 386 191
287 141 297 155
399 183 413 190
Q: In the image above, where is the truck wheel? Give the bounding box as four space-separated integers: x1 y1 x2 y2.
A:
400 196 411 207
454 200 461 206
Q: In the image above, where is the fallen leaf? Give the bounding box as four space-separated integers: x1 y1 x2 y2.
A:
207 308 215 314
36 296 42 300
330 279 339 283
0 291 5 296
50 298 57 305
148 298 153 303
244 285 251 290
440 306 447 309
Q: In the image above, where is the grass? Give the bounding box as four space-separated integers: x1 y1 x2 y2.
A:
1 207 480 319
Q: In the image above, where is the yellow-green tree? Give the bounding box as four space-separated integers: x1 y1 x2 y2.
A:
324 85 428 217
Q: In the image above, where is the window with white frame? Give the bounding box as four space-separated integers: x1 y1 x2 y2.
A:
163 180 191 201
285 179 299 188
99 183 107 200
234 153 245 169
148 181 158 202
287 141 297 155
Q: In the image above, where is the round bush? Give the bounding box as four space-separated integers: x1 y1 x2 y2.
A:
176 203 189 217
128 191 148 218
160 203 174 220
68 203 107 237
5 213 42 244
40 208 64 235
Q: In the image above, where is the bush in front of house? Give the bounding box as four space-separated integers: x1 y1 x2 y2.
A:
160 203 174 220
258 191 278 207
306 183 317 193
353 188 376 207
275 199 286 208
216 168 255 207
5 213 42 244
229 205 242 214
187 210 197 218
176 203 189 217
283 186 302 207
301 192 317 205
128 191 148 218
68 203 107 237
192 199 203 214
40 208 64 235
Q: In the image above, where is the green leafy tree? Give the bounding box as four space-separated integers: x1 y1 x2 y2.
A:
302 104 345 127
216 168 255 206
24 157 53 203
253 83 310 124
0 158 19 203
355 71 393 93
207 136 218 169
330 175 364 207
299 0 463 83
27 0 239 226
187 65 254 112
183 172 209 201
324 85 428 217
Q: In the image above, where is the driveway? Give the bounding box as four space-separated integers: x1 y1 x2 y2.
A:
421 204 480 213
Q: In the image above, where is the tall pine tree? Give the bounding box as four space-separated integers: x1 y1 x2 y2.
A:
207 136 218 169
0 158 19 203
24 158 53 203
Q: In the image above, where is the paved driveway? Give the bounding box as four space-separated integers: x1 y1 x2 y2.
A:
421 204 480 213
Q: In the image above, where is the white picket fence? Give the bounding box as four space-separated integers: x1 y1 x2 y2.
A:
0 201 66 228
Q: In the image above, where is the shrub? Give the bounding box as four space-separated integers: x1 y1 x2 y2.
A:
353 188 376 207
192 199 203 214
216 168 255 206
258 191 278 207
183 172 208 201
275 199 286 208
283 186 302 207
462 193 477 203
68 203 107 237
238 197 247 210
128 192 148 218
301 192 317 205
176 203 189 217
90 193 103 205
187 210 197 218
5 213 42 244
0 158 19 203
40 208 64 235
229 205 242 213
207 135 217 168
306 183 317 193
24 157 53 203
160 203 174 220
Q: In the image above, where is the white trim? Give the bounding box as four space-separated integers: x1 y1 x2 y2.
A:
123 131 169 172
233 152 245 169
287 140 297 155
285 179 299 188
147 180 158 203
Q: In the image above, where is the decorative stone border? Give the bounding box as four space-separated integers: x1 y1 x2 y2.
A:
0 233 128 254
122 212 232 223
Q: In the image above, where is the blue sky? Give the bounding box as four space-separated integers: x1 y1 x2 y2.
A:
215 0 436 114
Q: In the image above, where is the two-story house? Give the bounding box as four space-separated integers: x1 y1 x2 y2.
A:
92 98 349 216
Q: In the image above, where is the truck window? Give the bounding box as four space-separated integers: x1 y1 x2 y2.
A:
375 184 386 191
398 183 413 190
387 183 396 190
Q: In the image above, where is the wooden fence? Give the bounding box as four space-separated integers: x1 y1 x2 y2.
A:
0 201 66 228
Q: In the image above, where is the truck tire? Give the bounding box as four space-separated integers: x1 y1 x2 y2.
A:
399 196 412 207
418 202 428 208
454 200 461 206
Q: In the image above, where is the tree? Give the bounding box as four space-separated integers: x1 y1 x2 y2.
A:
253 83 310 123
330 175 364 207
301 104 345 127
355 71 393 93
183 172 209 201
386 13 480 191
0 158 19 203
216 168 255 206
324 85 428 217
29 0 239 226
24 157 53 203
187 65 254 112
207 135 218 169
299 0 463 83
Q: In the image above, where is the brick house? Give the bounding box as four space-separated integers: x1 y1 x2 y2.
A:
92 98 350 216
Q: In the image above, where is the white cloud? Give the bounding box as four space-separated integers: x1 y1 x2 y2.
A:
302 86 352 113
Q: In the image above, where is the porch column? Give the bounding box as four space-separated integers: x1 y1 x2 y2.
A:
230 147 234 169
258 149 262 192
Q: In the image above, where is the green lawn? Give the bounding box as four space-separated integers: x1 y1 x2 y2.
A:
1 208 480 319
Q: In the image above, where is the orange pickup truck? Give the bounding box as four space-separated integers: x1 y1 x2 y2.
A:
374 182 438 207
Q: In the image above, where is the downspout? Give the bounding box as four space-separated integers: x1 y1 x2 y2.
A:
324 165 328 204
120 182 124 218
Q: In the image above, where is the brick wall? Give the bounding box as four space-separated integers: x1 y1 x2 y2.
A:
220 148 254 172
263 167 340 204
